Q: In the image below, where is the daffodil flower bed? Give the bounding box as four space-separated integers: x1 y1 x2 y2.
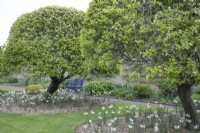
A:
77 101 200 133
0 89 110 114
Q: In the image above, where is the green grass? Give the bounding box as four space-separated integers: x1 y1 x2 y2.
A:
0 102 133 133
0 112 84 133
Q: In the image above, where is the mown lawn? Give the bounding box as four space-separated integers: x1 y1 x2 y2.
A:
0 112 85 133
0 102 132 133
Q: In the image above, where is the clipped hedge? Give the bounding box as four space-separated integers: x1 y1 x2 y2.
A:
25 84 44 94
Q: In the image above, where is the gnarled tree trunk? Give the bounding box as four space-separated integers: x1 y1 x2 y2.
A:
178 83 199 130
46 77 64 99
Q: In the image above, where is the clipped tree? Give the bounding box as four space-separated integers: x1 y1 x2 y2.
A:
80 0 123 77
4 6 84 96
142 1 200 129
81 0 200 129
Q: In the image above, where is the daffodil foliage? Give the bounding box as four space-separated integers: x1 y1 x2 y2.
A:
82 0 200 129
4 6 84 94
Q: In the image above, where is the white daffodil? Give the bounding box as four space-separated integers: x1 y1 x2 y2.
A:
140 124 145 128
111 127 116 131
174 125 180 130
109 104 113 109
128 124 133 129
98 116 102 120
84 112 88 115
194 125 199 130
91 110 95 115
154 123 159 132
147 102 151 108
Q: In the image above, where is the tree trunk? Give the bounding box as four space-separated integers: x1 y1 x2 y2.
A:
178 83 199 130
46 77 63 99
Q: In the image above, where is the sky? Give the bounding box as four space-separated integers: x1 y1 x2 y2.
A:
0 0 92 45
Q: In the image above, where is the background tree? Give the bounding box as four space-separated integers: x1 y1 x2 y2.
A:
0 46 3 75
4 6 84 96
81 0 200 129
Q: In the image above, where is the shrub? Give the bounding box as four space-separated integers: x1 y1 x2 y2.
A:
0 75 18 84
84 81 114 96
28 74 41 85
132 84 153 99
18 74 50 88
158 80 177 99
110 89 120 97
192 94 200 101
18 76 30 86
125 93 133 100
110 89 132 98
25 84 44 94
193 87 200 95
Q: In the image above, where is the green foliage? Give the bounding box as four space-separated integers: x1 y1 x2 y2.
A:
82 1 200 125
0 75 18 84
4 6 84 83
158 79 178 99
0 46 3 74
192 94 200 101
174 94 200 104
84 80 153 100
193 87 200 95
80 0 124 77
125 93 133 100
82 0 200 85
110 89 132 99
143 2 200 85
25 84 44 94
18 77 29 86
17 74 50 88
0 89 9 94
84 80 114 96
132 84 153 99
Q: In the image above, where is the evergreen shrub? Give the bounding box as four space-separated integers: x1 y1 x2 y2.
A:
25 84 44 94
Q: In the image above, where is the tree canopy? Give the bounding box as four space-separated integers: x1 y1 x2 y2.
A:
0 46 3 74
81 0 200 129
4 6 84 94
80 0 163 76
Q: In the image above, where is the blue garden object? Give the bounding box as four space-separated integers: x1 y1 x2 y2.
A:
66 78 83 92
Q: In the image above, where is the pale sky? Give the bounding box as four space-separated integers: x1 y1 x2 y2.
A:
0 0 92 45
